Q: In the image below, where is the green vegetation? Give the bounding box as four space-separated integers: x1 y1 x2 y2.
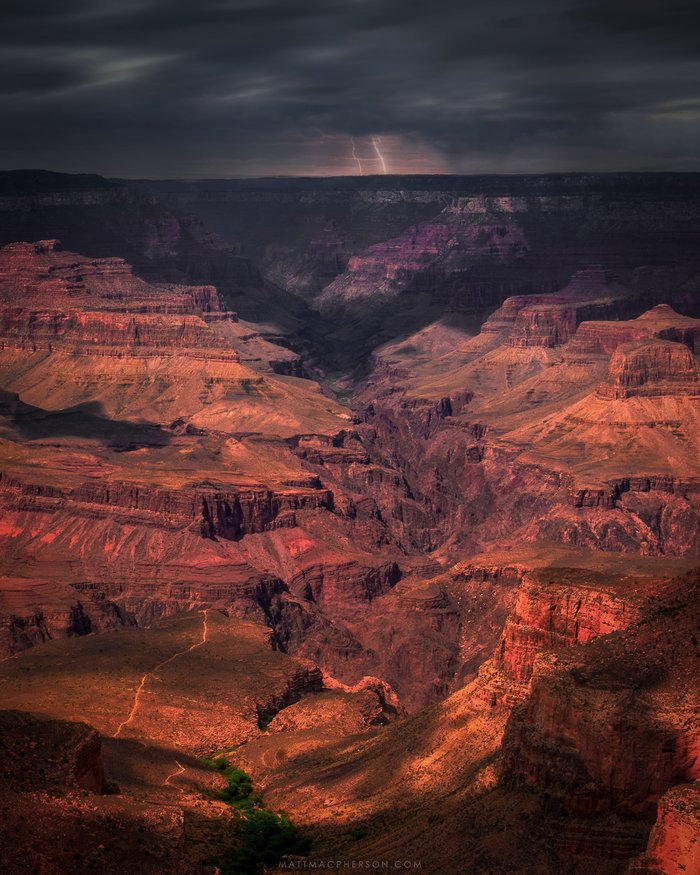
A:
200 755 312 875
257 713 273 731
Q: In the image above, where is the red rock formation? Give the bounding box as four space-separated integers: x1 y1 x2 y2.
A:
0 241 345 432
495 569 647 689
479 267 633 349
504 571 700 825
0 470 333 542
356 292 700 562
0 239 219 310
0 575 128 657
224 557 699 874
0 170 312 332
630 783 700 873
317 202 530 313
2 174 700 872
568 304 700 358
0 242 412 673
599 339 700 399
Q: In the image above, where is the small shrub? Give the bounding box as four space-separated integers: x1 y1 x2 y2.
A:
257 712 273 731
199 754 229 770
217 765 254 803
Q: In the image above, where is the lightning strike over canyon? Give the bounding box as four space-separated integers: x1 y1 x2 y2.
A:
351 138 364 175
372 136 388 174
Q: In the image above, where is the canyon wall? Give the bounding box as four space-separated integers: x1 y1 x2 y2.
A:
131 174 700 367
0 173 698 871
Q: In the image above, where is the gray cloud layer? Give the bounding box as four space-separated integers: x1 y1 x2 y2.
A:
1 0 699 176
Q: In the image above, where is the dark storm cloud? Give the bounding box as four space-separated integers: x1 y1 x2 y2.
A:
1 0 699 175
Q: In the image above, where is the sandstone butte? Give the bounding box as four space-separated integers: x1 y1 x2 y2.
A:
0 238 698 874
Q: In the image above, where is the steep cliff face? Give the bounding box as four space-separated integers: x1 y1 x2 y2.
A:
495 569 647 689
600 339 700 399
630 784 700 874
568 304 700 357
503 571 700 848
0 575 129 658
493 268 635 349
0 471 334 541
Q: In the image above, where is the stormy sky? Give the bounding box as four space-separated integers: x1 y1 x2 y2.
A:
1 0 699 177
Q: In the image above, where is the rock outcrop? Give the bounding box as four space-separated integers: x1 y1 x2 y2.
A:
495 568 647 690
502 571 700 858
568 304 700 357
599 339 700 399
630 783 700 873
479 267 634 349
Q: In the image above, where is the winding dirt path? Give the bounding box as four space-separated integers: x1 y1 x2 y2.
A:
115 610 209 738
163 761 187 786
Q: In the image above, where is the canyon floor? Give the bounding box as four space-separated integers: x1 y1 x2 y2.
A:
0 173 699 874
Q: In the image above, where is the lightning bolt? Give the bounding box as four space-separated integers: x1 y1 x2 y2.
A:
351 138 364 175
372 136 388 174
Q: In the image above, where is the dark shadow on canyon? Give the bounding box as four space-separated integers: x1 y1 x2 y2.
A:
4 395 172 448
